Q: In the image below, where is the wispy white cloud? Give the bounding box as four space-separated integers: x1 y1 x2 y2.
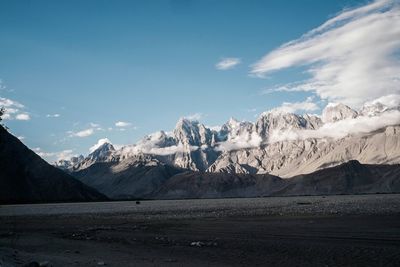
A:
122 143 195 156
15 113 31 121
216 131 262 152
2 113 11 120
252 0 400 107
363 94 400 110
46 114 60 118
56 150 75 161
0 97 24 109
246 108 257 113
119 131 197 156
267 97 319 114
69 128 94 138
216 57 241 70
0 96 31 121
115 121 132 127
34 147 76 162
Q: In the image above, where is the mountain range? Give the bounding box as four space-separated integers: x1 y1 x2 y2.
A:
53 96 400 199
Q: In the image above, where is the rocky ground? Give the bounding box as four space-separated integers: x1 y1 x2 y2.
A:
1 194 400 266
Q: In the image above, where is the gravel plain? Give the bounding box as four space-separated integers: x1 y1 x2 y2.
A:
1 193 400 218
1 194 400 266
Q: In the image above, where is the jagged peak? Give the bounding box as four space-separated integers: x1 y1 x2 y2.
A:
89 138 114 153
87 139 115 162
227 117 240 126
176 117 200 127
221 117 251 131
259 108 300 119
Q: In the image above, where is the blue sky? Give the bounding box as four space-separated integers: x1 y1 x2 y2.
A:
1 0 397 161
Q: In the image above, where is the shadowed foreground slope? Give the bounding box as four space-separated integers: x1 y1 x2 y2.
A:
0 126 107 204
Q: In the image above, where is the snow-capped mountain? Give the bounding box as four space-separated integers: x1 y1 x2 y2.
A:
174 118 218 147
60 141 116 171
87 141 115 162
321 103 358 123
209 125 400 177
219 117 253 140
359 95 400 116
56 96 400 179
255 111 323 141
55 155 84 170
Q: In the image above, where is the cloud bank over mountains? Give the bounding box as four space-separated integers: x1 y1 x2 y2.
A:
252 0 400 107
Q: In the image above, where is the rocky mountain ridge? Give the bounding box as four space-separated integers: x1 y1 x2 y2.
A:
56 96 400 178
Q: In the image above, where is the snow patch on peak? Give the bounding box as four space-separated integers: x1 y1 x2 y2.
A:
227 117 241 128
89 138 112 153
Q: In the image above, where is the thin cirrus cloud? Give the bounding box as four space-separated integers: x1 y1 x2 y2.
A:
215 57 241 70
115 121 132 127
252 0 400 107
69 122 133 138
69 128 94 138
